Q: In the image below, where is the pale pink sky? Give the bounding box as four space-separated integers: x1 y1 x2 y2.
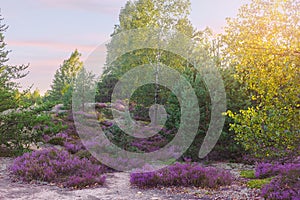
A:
1 0 249 94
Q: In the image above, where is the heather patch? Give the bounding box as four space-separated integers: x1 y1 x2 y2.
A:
255 162 300 178
9 148 107 189
261 171 300 200
130 162 233 188
252 162 300 199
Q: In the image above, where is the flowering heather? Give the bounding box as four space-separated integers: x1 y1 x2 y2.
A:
64 141 85 154
130 162 233 188
9 148 107 188
261 170 300 200
131 134 167 152
255 162 300 178
100 120 114 127
254 162 300 199
55 132 71 140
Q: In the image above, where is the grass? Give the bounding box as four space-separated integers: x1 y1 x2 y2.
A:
246 177 273 189
240 170 256 179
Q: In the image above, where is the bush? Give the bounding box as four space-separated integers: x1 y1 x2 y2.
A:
0 110 53 155
253 162 300 199
255 162 300 179
64 141 85 154
10 148 107 188
130 162 233 188
261 170 300 200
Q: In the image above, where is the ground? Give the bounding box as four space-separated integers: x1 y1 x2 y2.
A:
0 157 263 200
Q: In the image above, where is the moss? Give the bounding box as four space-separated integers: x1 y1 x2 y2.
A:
240 170 256 179
246 177 273 189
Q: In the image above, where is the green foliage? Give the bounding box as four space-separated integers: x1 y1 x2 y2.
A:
72 68 96 111
0 98 66 156
0 13 29 112
48 137 65 146
19 89 42 108
102 0 196 79
240 170 256 179
96 74 118 103
98 0 251 161
224 0 300 160
0 109 52 155
33 100 58 112
44 121 67 135
48 50 83 108
0 13 43 156
247 177 273 189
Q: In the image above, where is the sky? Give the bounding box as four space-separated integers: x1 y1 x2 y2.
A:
0 0 250 94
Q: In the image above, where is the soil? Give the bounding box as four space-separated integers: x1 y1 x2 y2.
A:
0 157 263 200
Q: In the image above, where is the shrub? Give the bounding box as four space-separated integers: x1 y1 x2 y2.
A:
42 120 68 135
261 170 300 200
253 162 300 199
9 148 107 188
0 110 53 155
64 141 85 154
255 162 300 179
130 162 233 188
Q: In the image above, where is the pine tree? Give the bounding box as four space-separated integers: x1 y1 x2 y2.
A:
49 49 83 105
0 12 29 112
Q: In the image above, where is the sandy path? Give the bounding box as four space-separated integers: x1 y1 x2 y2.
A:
1 157 263 200
0 157 197 200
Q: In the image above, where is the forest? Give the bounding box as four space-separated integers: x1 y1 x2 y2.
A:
0 0 299 199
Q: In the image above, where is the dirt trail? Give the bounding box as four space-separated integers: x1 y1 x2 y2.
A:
0 157 196 200
0 157 263 200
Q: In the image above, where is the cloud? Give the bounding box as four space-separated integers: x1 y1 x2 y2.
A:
8 39 96 54
37 0 125 15
7 39 109 93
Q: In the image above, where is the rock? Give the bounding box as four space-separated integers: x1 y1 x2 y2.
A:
95 102 108 109
57 110 68 114
112 103 126 112
50 104 65 114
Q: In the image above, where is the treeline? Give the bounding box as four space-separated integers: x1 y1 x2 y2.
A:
0 0 299 162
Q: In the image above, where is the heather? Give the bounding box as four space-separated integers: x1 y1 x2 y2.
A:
255 162 300 178
0 0 299 198
261 170 300 200
130 162 233 188
9 148 106 188
253 162 300 199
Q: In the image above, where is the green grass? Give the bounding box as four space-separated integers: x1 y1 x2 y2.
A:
246 177 273 189
240 170 256 179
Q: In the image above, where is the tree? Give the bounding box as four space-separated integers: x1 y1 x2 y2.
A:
103 0 194 77
0 13 29 112
72 68 96 111
99 0 197 108
224 0 300 161
49 50 83 107
98 0 235 160
0 13 50 155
